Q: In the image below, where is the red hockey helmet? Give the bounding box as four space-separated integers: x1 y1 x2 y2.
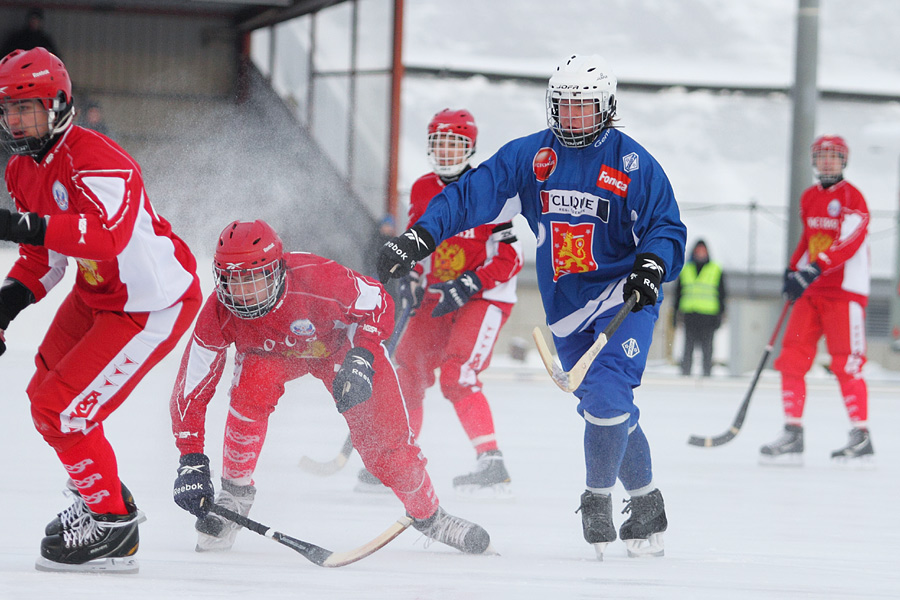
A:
0 47 74 155
214 220 286 319
811 135 848 168
426 108 477 178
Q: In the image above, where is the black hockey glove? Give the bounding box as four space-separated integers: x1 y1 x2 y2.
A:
396 272 425 311
333 347 375 413
376 225 436 284
0 278 35 357
783 263 821 302
0 209 47 246
428 271 482 318
173 453 215 518
623 253 666 312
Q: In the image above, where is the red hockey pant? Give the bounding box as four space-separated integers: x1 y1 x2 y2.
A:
773 295 868 424
28 288 201 515
223 344 439 520
394 298 510 455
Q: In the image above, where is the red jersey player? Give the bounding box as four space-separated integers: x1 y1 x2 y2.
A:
0 48 202 573
761 135 873 464
356 109 523 496
169 219 491 555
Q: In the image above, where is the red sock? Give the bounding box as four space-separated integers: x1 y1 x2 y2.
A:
837 376 868 424
222 412 269 485
453 392 498 454
55 426 127 515
780 375 807 424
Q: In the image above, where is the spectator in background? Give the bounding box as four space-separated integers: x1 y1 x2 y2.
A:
2 7 60 58
673 239 725 377
78 101 113 138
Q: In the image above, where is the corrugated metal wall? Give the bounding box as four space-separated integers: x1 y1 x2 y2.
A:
1 7 236 111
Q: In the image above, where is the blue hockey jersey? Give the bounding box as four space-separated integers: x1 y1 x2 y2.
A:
415 127 687 337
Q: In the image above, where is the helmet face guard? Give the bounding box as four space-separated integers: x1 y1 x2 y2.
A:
811 135 848 186
0 48 73 156
546 54 617 148
213 220 286 319
426 108 477 178
214 260 285 319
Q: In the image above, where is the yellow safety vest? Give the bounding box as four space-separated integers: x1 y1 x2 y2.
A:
678 262 722 315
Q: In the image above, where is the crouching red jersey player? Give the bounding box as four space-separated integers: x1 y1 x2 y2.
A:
169 219 491 554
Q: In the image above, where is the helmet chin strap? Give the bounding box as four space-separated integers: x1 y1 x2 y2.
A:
818 174 843 188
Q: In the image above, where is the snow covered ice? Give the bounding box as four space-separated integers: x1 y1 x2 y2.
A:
0 251 897 599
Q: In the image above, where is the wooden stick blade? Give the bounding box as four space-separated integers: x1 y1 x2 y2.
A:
298 452 350 476
319 517 412 568
532 327 574 391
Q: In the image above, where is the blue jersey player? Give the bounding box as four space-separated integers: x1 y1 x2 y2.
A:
377 54 686 560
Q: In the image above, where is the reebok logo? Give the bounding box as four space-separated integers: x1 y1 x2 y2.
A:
641 258 664 275
404 229 430 251
596 165 630 197
351 355 372 370
32 70 50 78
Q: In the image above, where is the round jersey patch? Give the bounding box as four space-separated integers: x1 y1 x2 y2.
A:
52 181 69 211
827 199 841 217
533 147 558 182
290 319 316 338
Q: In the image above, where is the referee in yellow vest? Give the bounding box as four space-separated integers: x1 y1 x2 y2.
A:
673 240 726 377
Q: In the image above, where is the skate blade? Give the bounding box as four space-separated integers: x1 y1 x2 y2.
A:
831 454 876 469
590 542 610 561
453 481 514 500
195 528 239 552
625 533 665 558
35 555 139 574
758 452 804 467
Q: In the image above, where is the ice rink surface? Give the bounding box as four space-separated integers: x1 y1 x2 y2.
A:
0 269 897 599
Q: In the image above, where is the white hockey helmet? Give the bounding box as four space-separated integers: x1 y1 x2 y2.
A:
546 54 617 148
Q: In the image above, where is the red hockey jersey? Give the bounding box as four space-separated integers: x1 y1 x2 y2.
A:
408 172 522 303
788 180 869 305
170 252 394 454
4 126 197 312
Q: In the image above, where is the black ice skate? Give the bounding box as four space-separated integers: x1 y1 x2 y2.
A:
354 467 392 494
452 450 512 498
619 489 667 558
195 479 256 552
44 480 138 537
576 490 616 561
35 492 146 574
831 427 874 463
759 424 804 466
411 506 491 554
